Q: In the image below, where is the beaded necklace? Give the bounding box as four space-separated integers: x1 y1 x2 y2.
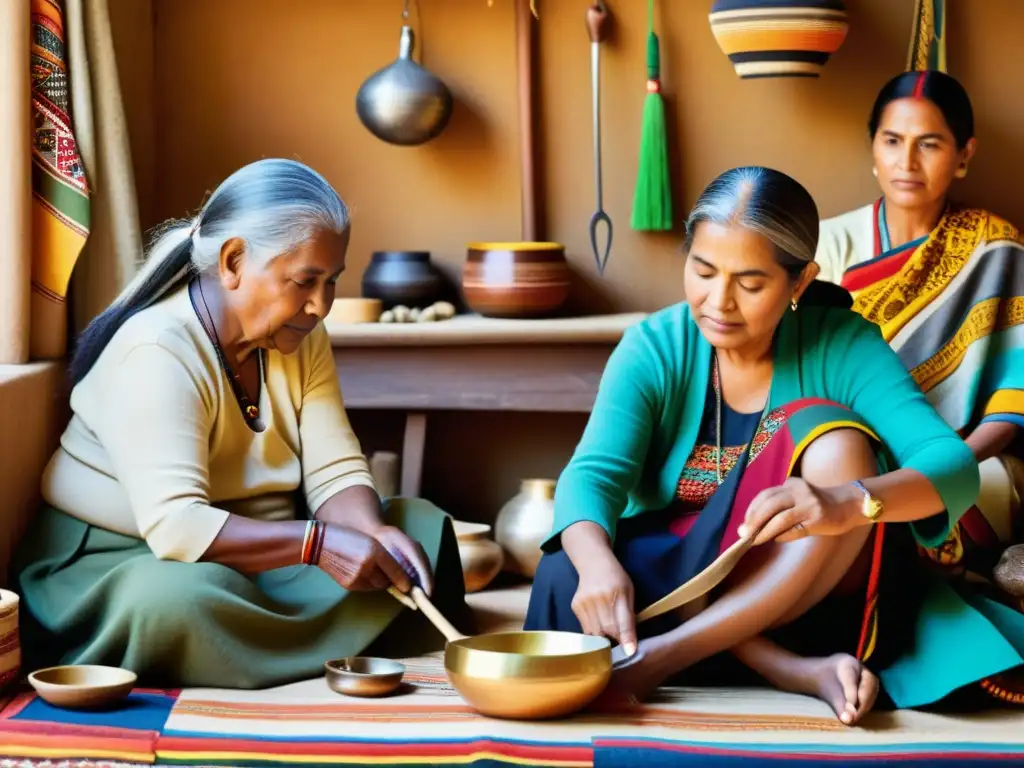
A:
188 278 266 433
712 351 771 485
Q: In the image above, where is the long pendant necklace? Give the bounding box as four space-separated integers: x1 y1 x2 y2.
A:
189 279 267 433
713 351 771 485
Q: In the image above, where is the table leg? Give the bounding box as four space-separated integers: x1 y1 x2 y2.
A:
400 412 427 498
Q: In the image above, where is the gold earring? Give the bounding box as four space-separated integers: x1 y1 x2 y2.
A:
791 299 799 312
955 165 968 179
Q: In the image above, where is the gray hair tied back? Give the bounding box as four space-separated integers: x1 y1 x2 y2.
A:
70 158 349 386
683 166 820 276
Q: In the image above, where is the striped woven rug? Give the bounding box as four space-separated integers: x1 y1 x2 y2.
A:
0 654 1022 766
1 585 1022 766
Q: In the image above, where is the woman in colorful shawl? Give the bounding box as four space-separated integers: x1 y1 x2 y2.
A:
526 165 1024 725
816 71 1024 705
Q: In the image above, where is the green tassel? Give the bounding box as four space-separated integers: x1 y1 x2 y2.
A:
631 20 672 231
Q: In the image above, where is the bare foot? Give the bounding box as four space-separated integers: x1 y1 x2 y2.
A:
788 653 879 725
589 639 667 709
994 544 1024 599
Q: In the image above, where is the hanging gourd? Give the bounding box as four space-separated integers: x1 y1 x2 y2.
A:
708 0 849 79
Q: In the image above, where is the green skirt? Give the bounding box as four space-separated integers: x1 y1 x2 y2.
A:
11 499 468 689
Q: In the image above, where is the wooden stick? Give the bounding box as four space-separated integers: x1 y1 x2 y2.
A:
387 586 418 611
410 586 467 643
515 0 538 242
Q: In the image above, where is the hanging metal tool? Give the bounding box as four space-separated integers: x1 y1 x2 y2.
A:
355 0 453 146
587 2 613 275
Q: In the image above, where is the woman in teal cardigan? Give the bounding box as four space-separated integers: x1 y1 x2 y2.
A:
525 166 1024 724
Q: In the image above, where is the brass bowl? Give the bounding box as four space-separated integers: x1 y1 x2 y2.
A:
27 665 136 709
445 631 612 720
325 656 405 698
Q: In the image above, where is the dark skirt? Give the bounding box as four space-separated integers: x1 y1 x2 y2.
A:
525 398 1024 708
525 511 869 689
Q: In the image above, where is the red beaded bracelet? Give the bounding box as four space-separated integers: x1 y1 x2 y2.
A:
309 521 326 566
301 520 326 566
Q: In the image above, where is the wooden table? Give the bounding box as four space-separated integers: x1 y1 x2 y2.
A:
327 313 646 497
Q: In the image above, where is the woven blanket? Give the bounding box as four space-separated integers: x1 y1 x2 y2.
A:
0 687 176 764
1 655 1023 767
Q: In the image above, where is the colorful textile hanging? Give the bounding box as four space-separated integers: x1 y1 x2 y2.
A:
907 0 946 72
708 0 850 79
30 0 90 310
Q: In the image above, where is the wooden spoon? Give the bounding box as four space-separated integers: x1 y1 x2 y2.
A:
636 533 758 623
389 523 764 632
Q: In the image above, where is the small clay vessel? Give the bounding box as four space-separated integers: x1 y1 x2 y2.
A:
461 242 569 318
453 521 504 593
361 251 446 310
494 479 556 578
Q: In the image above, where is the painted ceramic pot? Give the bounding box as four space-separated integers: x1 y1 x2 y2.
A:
0 590 19 691
462 242 569 319
453 521 504 593
709 0 849 79
494 478 556 579
361 251 446 310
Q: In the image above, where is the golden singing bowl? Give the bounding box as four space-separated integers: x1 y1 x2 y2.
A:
445 630 612 720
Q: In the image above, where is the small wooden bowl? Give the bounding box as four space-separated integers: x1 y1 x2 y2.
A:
462 242 570 318
28 665 136 709
325 656 405 697
327 297 383 324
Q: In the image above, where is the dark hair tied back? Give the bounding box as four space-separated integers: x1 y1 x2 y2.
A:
868 70 974 149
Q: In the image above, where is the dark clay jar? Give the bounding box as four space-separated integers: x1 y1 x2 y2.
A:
361 251 446 310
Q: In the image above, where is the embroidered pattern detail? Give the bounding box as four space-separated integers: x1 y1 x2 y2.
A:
851 208 1004 341
676 407 786 506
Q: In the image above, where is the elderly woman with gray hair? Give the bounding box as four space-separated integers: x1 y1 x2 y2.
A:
526 166 1024 723
13 158 467 689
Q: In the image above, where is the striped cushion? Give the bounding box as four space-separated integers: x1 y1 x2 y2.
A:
709 0 849 79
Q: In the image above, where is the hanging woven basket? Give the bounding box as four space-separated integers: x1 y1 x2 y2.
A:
709 0 849 79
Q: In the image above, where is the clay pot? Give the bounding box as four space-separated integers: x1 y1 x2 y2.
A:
462 242 570 319
453 521 504 593
494 479 555 579
0 590 20 690
361 251 446 310
709 1 849 79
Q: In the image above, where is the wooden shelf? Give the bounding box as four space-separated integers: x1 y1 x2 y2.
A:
326 312 647 348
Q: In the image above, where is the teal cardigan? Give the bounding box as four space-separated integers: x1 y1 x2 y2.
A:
548 302 980 551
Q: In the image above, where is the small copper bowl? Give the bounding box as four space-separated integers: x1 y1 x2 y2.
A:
325 656 405 698
462 242 570 319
